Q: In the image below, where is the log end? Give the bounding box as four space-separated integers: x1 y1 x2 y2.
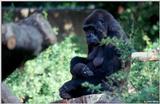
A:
7 36 16 50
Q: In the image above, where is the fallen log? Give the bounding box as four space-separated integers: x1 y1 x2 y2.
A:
2 13 57 52
2 13 57 80
131 49 159 61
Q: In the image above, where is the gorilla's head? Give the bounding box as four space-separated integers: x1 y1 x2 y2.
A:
83 9 126 47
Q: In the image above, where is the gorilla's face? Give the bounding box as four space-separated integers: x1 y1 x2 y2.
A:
83 25 100 46
83 10 108 46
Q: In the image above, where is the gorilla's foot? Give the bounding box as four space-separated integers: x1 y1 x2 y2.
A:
59 87 72 99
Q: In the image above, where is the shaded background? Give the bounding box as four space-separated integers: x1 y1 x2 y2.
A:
2 2 159 104
2 2 159 51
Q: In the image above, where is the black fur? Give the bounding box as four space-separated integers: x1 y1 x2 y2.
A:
59 9 127 99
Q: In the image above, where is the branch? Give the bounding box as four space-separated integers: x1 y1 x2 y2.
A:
131 50 159 61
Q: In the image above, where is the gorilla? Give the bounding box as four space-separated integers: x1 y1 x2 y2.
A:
59 9 128 99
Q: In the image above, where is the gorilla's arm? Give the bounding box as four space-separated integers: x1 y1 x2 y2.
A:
88 47 99 60
70 56 93 78
102 45 121 76
92 46 104 67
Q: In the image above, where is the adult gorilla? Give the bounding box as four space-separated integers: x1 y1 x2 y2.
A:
59 9 128 99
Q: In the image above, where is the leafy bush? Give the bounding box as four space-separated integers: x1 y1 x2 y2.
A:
100 37 134 61
5 35 86 104
122 60 159 103
119 2 159 51
123 39 159 103
107 39 159 103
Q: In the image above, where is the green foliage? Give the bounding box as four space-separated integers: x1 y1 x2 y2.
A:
3 3 15 23
103 42 159 103
42 10 48 20
2 2 109 9
145 39 160 51
100 37 159 103
119 2 159 51
82 82 102 93
52 27 59 36
122 60 159 103
3 10 14 23
100 37 134 61
5 35 86 104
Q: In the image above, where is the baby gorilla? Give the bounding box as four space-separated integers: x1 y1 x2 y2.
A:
59 9 127 99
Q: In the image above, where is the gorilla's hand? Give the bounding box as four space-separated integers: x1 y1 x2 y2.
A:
81 64 94 77
72 63 94 78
